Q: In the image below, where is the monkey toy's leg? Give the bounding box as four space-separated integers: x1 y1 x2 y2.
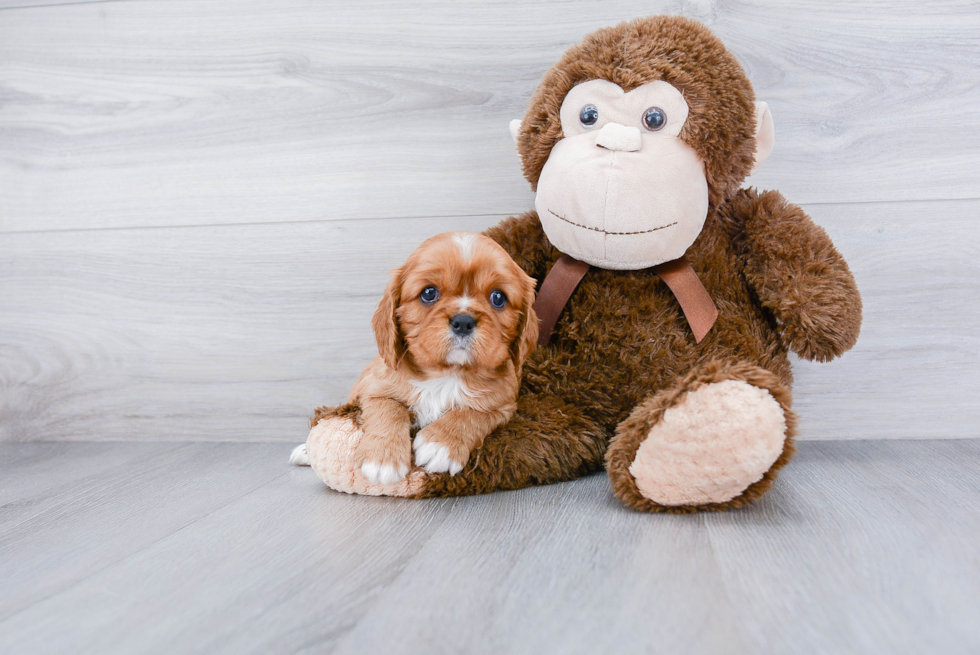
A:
414 392 608 497
304 393 609 498
605 360 797 513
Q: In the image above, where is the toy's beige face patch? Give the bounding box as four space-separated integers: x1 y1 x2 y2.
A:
534 79 710 270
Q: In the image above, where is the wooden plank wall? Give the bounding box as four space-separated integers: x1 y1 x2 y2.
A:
1 0 978 442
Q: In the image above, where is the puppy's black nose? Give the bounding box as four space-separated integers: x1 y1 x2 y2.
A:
450 314 476 337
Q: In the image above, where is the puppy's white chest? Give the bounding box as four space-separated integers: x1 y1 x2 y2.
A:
409 375 474 428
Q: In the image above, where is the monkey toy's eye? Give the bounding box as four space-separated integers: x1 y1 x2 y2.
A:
579 104 599 128
420 286 439 304
642 107 667 131
489 289 507 309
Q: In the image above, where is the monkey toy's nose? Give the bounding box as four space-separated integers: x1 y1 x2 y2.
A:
595 122 642 152
450 314 476 337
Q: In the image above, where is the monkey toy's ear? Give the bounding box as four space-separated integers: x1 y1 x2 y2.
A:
750 101 775 175
509 119 522 144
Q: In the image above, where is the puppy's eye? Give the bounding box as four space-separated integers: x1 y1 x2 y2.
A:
642 106 666 132
420 286 439 304
579 104 599 128
489 289 507 309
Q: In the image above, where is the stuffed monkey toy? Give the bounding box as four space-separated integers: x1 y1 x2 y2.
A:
304 15 862 512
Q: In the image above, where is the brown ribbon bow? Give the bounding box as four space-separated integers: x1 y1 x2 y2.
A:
533 254 718 346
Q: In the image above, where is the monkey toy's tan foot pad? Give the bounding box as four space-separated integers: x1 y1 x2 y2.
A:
607 362 796 512
306 416 425 497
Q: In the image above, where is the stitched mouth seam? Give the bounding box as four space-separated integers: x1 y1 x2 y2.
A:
548 209 678 235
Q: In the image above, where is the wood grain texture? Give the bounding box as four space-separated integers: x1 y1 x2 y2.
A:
1 0 978 233
0 439 977 654
0 441 176 527
707 439 980 654
791 198 980 440
2 199 977 443
0 443 291 626
0 0 121 10
0 213 499 442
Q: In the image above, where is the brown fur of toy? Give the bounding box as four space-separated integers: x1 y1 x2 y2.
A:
311 403 360 429
605 359 798 513
516 15 759 210
408 184 859 506
310 16 862 511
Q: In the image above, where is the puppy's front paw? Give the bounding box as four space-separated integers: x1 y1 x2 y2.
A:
360 460 410 484
413 431 466 476
289 443 310 466
354 432 412 485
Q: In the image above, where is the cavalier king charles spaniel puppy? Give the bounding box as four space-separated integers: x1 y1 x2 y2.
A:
298 231 538 484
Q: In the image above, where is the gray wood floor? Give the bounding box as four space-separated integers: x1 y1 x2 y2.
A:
1 439 978 655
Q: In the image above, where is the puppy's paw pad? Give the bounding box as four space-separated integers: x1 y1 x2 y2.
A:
413 436 464 475
360 460 409 485
289 444 310 466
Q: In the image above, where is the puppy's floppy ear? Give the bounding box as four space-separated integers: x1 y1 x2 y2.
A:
372 266 405 370
510 271 539 375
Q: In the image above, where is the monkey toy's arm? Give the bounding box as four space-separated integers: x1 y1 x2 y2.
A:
483 210 556 282
728 189 862 362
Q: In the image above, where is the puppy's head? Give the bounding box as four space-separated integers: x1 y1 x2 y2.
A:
372 232 538 374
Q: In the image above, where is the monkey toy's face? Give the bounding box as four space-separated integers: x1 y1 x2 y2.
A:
530 79 768 271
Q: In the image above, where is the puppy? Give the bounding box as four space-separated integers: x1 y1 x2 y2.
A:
294 232 537 484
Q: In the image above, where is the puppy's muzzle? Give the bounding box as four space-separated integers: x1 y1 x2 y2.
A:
450 314 476 338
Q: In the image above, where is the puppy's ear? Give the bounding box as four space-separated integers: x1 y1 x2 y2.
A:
372 267 405 370
510 271 539 375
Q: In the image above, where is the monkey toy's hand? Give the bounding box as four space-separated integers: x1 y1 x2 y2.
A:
736 189 862 362
302 403 426 497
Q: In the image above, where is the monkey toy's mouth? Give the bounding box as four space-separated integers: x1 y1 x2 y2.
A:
534 136 708 269
548 209 677 236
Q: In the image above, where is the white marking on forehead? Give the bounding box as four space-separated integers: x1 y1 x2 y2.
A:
458 295 473 312
409 374 477 427
452 233 478 261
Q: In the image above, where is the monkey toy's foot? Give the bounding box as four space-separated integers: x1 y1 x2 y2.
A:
304 405 425 497
606 361 797 512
